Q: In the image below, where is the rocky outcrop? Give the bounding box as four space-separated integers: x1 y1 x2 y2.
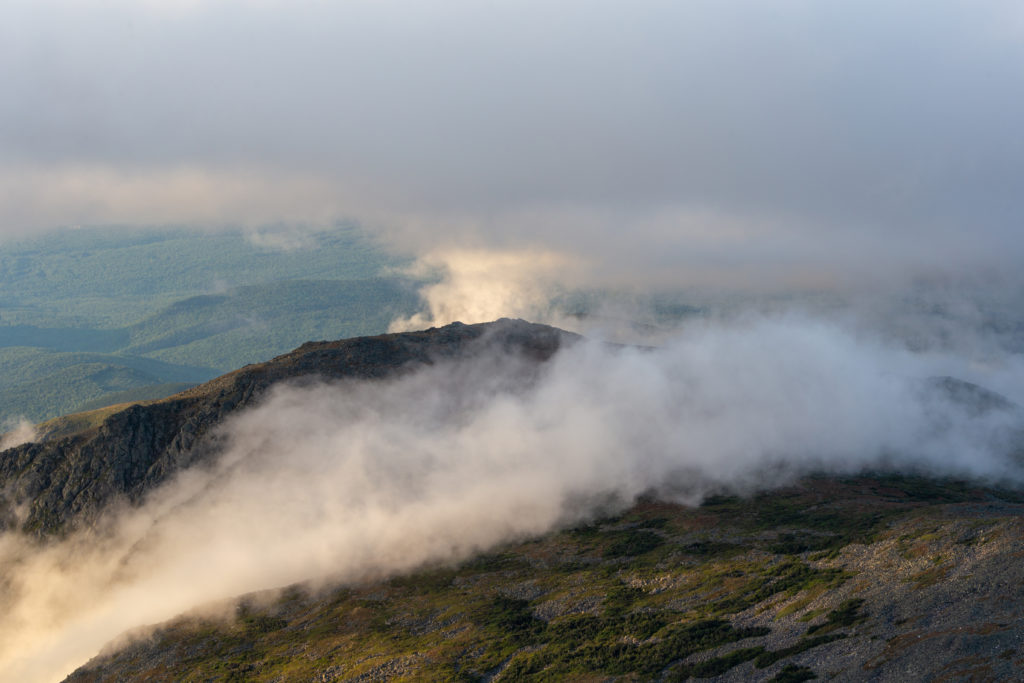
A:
0 319 576 537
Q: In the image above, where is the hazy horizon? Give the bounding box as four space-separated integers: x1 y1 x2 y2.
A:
2 0 1023 296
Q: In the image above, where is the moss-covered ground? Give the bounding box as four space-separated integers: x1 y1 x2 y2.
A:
66 473 1024 682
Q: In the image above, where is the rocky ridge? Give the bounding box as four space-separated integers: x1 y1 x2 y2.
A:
0 319 575 537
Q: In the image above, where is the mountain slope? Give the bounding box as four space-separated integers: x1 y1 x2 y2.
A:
0 319 574 538
66 476 1024 682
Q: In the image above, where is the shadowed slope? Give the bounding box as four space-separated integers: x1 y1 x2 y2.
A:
0 319 577 537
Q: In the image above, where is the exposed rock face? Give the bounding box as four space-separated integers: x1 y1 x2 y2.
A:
0 319 576 537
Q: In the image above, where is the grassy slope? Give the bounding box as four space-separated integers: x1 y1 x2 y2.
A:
34 402 150 443
0 348 216 422
68 475 1024 682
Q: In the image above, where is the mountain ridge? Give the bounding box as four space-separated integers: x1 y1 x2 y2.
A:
0 319 576 538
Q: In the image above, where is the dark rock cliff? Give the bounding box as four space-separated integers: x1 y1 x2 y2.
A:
0 319 577 538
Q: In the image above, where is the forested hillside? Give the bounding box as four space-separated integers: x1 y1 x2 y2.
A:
0 227 420 424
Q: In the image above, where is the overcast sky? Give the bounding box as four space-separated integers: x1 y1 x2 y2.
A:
2 0 1023 287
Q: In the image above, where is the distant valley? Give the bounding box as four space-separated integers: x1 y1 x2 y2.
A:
0 227 420 424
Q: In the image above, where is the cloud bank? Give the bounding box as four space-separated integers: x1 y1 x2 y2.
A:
0 418 37 451
387 248 582 332
2 0 1023 288
1 317 1022 681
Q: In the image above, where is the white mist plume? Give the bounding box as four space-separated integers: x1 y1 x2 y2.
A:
1 317 1023 681
385 246 697 344
388 248 581 332
0 418 37 451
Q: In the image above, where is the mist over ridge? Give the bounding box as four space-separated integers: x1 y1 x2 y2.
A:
2 315 1023 681
3 1 1024 297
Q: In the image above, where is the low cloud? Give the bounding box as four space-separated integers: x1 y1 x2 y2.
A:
1 316 1022 681
0 165 351 236
1 1 1022 290
0 418 37 451
387 248 583 332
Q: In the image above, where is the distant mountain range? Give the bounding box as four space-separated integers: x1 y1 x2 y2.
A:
0 227 421 424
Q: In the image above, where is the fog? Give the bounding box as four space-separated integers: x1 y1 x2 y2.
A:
387 248 583 333
3 1 1024 289
0 418 37 451
2 316 1023 681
